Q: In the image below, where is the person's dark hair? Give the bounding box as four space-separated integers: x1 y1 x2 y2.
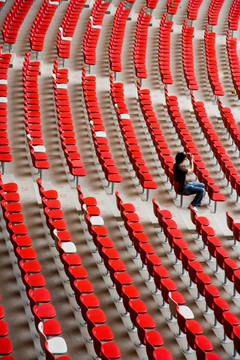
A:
175 152 186 165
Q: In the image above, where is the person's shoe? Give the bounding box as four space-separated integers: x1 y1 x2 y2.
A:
192 206 198 212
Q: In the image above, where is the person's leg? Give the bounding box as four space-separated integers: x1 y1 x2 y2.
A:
182 182 205 207
188 182 205 207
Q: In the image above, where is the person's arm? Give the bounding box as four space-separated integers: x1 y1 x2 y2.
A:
187 153 194 173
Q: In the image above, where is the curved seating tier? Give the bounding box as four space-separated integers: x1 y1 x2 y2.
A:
83 0 109 67
110 73 157 200
0 45 12 175
56 0 85 62
217 97 240 201
108 1 130 74
182 19 198 90
204 25 224 97
226 30 240 100
167 0 182 15
52 59 86 183
22 51 50 178
189 206 240 355
29 0 61 54
1 0 34 49
116 192 219 358
187 0 204 22
154 199 240 357
133 7 151 80
208 0 225 26
228 0 240 31
82 67 121 193
191 92 240 208
37 179 121 360
136 80 174 190
0 176 71 360
77 186 170 357
158 13 173 85
191 207 238 289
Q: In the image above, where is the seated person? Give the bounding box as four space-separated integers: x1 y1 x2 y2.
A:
173 152 205 211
